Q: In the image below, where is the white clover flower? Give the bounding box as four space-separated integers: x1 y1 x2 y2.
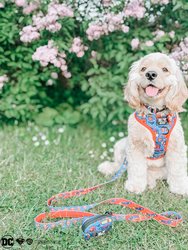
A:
34 126 39 131
90 154 95 158
109 148 113 153
45 140 50 145
32 136 38 141
118 132 124 137
102 151 108 156
100 155 105 159
109 136 115 142
41 135 46 140
58 127 64 133
89 150 93 154
53 139 59 145
34 141 40 147
101 143 107 148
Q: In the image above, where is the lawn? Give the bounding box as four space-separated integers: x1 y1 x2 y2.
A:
0 118 188 250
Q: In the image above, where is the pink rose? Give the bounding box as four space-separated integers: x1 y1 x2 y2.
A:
0 3 5 8
91 51 97 58
15 0 26 7
169 31 175 39
63 72 71 78
51 72 58 79
121 25 129 33
77 51 84 57
131 38 140 50
145 40 154 47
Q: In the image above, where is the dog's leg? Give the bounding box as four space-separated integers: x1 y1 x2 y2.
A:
166 124 188 195
125 141 148 194
114 137 127 165
98 138 127 176
98 161 119 176
147 167 167 189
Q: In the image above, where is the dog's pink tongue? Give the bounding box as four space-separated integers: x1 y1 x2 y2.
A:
145 86 159 97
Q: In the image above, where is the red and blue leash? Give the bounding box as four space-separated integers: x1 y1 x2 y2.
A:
35 159 182 236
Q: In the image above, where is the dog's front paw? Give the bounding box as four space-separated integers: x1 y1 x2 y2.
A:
98 161 117 176
143 139 155 158
169 177 188 196
125 180 147 194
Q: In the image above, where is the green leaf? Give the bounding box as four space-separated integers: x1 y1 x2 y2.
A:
61 110 81 125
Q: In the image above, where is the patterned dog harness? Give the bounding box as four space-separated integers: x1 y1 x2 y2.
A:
135 106 177 160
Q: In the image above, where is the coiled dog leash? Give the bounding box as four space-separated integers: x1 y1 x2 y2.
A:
35 159 182 240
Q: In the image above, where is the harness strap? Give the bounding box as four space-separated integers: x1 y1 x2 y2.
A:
34 159 182 231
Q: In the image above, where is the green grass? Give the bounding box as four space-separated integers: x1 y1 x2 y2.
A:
0 121 188 250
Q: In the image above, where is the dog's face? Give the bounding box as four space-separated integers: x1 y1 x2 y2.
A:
125 53 188 112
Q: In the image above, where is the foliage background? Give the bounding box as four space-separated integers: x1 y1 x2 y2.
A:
0 2 188 249
0 0 188 126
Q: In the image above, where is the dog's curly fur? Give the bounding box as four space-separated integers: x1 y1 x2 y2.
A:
98 52 188 195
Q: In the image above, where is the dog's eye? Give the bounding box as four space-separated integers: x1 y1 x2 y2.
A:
162 67 168 72
141 67 146 72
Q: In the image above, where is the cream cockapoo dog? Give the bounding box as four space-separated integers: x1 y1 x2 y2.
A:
98 52 188 195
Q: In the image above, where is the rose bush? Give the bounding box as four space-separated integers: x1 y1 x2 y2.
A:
0 0 187 125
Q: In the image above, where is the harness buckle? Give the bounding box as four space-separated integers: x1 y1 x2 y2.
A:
157 117 167 125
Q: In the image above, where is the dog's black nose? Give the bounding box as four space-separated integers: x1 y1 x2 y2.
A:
145 71 157 80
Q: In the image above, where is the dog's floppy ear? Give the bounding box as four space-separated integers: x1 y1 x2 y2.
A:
124 60 141 109
165 60 188 112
